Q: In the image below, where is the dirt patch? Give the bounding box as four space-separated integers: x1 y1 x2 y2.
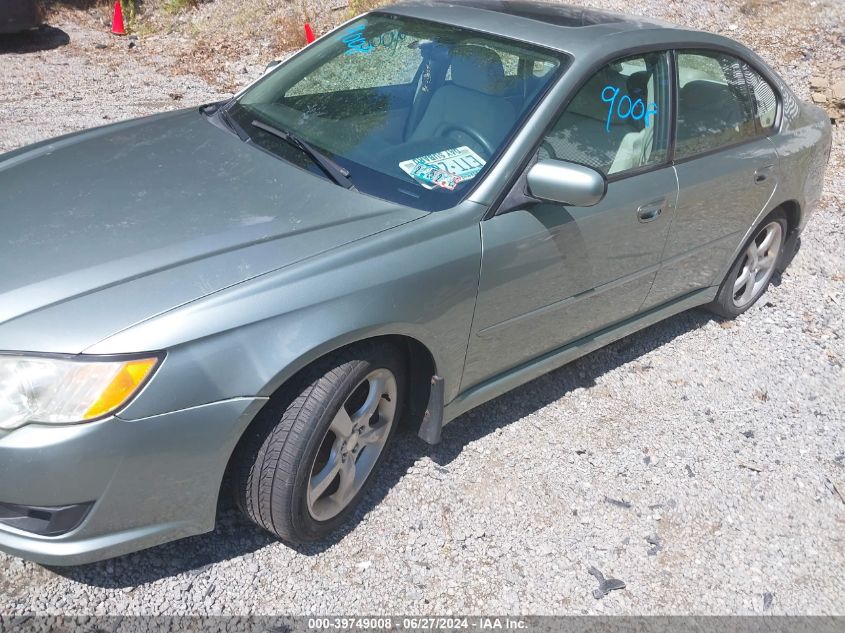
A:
124 0 365 90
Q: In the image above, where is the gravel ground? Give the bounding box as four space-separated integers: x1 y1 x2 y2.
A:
1 0 843 617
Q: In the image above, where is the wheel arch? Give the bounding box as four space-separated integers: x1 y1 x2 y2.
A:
769 199 802 271
778 199 802 234
254 328 440 412
716 199 801 285
218 331 439 509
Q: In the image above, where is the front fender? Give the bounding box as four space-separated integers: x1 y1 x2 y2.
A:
90 204 484 420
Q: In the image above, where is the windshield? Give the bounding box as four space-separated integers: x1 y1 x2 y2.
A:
229 13 566 211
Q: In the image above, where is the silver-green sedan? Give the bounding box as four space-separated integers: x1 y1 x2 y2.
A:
0 0 832 565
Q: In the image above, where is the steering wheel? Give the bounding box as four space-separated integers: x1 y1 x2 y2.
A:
438 124 495 157
404 83 430 142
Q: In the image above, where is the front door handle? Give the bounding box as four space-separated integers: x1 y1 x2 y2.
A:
637 201 664 223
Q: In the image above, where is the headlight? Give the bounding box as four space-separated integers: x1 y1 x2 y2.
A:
0 354 160 431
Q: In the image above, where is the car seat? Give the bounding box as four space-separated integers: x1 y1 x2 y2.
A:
676 79 752 154
544 66 636 172
409 45 517 156
608 70 658 174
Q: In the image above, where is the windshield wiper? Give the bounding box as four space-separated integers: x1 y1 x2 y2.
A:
220 107 249 141
201 100 249 141
249 120 355 190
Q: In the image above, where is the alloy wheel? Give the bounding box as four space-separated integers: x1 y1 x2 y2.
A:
306 368 397 522
732 221 783 309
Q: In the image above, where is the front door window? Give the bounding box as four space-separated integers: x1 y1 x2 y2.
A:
541 52 672 176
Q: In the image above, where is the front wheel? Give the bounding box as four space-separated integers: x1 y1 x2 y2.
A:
233 343 405 542
708 210 787 319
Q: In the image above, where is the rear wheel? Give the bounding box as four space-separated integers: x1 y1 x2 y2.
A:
708 210 786 319
233 343 405 542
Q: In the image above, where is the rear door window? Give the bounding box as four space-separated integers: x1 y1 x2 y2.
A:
675 50 759 159
743 62 779 132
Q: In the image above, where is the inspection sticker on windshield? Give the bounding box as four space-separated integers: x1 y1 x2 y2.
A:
399 146 486 190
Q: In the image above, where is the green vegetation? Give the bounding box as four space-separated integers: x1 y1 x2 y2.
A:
120 0 138 23
346 0 390 19
162 0 199 14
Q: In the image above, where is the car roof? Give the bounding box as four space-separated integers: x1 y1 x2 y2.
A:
378 0 736 58
403 0 672 30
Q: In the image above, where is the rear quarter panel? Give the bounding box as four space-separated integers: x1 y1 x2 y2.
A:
769 97 832 230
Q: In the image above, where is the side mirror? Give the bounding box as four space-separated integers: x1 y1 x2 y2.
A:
264 60 282 75
526 159 607 207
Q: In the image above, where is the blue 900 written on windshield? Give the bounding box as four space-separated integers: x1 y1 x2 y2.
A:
342 24 407 55
601 85 658 132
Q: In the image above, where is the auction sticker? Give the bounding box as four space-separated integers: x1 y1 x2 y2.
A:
399 146 486 190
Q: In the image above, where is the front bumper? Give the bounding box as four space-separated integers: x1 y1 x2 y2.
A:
0 397 265 566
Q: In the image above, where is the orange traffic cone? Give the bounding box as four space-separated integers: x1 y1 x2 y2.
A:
304 23 315 44
112 0 126 36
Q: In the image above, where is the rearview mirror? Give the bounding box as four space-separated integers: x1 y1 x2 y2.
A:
526 159 607 207
264 60 282 75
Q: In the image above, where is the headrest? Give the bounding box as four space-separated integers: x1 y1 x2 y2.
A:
627 71 651 101
625 71 652 129
679 80 747 130
680 80 735 110
450 45 506 95
566 67 627 121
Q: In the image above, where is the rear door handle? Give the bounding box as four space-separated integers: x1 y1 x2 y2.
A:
754 165 775 184
637 200 664 223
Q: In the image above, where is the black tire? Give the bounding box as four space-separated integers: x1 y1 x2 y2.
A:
232 342 406 542
708 209 787 319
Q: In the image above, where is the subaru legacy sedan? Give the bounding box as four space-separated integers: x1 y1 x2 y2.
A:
0 0 831 565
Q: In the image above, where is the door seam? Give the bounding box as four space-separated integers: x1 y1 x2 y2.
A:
454 221 485 398
636 165 680 312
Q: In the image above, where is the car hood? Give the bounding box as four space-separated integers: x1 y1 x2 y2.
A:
0 109 426 354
